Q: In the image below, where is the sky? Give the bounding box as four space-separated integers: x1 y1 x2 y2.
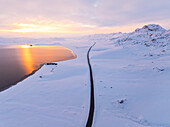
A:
0 0 169 37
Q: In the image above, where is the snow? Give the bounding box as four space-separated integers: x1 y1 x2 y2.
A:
135 24 166 33
0 24 170 127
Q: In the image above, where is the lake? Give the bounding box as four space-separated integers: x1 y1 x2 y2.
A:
0 45 76 91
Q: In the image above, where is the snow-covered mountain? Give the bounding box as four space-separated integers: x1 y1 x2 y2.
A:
84 24 170 57
87 24 169 46
135 24 167 33
111 24 169 46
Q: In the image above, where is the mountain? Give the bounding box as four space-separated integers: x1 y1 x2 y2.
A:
134 24 167 33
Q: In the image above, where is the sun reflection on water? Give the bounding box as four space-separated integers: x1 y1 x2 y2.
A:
0 45 77 91
20 45 34 74
18 45 76 75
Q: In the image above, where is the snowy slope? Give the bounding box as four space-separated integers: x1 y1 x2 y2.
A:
90 24 170 127
0 24 170 127
0 43 91 127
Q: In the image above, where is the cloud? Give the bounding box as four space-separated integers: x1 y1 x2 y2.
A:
0 0 169 37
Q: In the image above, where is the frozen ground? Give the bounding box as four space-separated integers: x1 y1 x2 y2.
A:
0 24 170 127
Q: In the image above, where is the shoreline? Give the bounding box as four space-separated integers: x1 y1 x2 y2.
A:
0 45 77 92
0 56 76 92
0 64 43 92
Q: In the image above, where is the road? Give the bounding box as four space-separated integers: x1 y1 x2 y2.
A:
86 42 96 127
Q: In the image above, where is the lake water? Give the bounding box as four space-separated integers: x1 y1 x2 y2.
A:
0 45 76 91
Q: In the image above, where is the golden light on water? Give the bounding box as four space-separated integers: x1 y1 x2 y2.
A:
18 45 76 74
0 45 76 91
20 45 34 74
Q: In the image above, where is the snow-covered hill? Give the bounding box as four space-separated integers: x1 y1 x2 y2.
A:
0 24 170 127
84 24 170 61
87 24 170 127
